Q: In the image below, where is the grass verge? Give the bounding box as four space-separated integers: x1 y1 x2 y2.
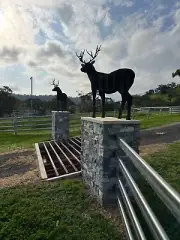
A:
0 180 123 240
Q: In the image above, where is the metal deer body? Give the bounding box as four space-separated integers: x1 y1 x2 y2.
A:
51 79 67 111
76 45 135 120
172 69 180 78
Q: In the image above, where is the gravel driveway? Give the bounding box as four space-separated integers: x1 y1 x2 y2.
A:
140 122 180 145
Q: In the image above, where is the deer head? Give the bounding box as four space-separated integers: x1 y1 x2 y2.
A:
76 45 101 73
51 79 59 91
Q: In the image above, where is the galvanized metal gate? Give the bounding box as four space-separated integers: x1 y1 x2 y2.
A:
35 137 82 181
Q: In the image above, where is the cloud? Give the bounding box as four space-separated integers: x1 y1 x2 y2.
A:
108 0 134 7
56 4 74 24
0 46 24 63
0 0 180 99
36 41 65 58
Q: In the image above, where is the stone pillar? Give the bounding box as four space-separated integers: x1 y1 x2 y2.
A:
81 117 140 207
52 111 69 142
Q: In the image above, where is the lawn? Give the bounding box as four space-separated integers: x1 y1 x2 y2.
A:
0 142 179 240
0 112 179 153
0 180 123 240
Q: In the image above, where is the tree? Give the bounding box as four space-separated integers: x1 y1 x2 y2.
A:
77 91 93 113
104 97 115 111
145 89 154 95
0 86 17 117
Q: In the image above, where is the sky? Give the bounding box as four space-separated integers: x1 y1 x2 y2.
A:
0 0 180 100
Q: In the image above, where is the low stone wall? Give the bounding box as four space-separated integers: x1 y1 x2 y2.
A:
52 111 69 141
81 117 140 207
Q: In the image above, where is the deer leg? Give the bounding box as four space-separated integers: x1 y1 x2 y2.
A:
118 94 127 119
57 98 59 111
61 101 64 112
65 100 67 111
92 90 97 118
100 91 105 118
126 93 132 120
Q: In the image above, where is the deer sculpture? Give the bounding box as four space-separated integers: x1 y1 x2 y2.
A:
51 79 67 111
76 45 135 120
172 69 180 78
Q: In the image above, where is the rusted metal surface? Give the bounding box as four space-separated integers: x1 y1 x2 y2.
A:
35 137 81 180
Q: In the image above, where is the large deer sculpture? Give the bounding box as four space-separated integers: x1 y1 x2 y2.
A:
76 45 135 120
51 79 67 111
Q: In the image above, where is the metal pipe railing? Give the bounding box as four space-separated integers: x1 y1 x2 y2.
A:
117 177 147 240
119 138 180 223
117 195 135 240
118 157 170 240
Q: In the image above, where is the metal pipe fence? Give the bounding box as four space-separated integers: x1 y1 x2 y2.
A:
117 138 180 240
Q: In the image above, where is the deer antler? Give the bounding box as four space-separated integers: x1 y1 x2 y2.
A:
51 79 59 87
51 79 55 86
86 45 101 63
76 50 86 63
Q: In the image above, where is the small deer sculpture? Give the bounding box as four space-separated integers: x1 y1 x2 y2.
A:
172 69 180 78
51 79 67 111
76 45 135 120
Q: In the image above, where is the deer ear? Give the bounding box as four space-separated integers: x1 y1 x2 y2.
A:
91 60 95 65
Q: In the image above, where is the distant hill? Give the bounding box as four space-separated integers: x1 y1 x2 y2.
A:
13 94 80 105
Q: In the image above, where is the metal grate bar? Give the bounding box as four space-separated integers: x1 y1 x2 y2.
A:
75 137 81 143
48 141 69 174
53 141 78 172
47 171 82 181
43 143 59 176
69 139 81 149
60 141 80 163
67 142 81 155
73 137 81 145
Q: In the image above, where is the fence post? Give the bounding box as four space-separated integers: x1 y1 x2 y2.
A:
13 115 18 135
132 108 135 119
52 111 70 141
113 110 116 118
81 117 140 207
147 108 150 119
169 107 172 115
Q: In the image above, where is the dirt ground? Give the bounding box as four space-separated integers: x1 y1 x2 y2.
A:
0 150 40 188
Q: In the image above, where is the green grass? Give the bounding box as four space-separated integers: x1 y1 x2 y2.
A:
144 142 180 192
0 130 80 153
0 180 122 240
0 113 179 153
137 112 180 129
137 142 180 240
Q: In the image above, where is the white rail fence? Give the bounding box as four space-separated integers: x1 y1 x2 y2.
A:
0 113 87 135
132 106 180 119
0 106 179 134
117 138 180 240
